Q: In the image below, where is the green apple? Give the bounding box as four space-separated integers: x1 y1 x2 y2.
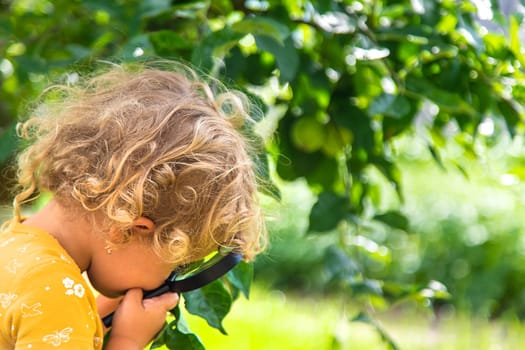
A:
322 124 354 157
290 117 327 153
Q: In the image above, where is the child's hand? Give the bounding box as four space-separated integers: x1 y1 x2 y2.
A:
96 294 124 334
104 288 179 349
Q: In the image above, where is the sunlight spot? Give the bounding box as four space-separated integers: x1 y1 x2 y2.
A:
457 28 476 46
381 77 396 94
379 17 391 26
500 173 519 186
351 47 390 60
428 280 447 292
7 42 26 56
427 101 439 117
132 47 144 57
345 54 356 66
347 2 363 12
325 68 340 82
464 224 488 246
0 59 14 78
353 235 379 253
239 34 255 48
478 118 494 136
313 12 355 34
245 0 269 11
472 0 493 20
411 0 425 14
66 72 79 85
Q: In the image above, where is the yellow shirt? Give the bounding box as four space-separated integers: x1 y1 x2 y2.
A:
0 222 103 349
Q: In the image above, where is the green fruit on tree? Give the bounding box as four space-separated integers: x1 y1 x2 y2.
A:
322 124 354 157
291 117 327 153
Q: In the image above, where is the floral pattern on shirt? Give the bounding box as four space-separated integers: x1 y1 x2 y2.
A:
0 224 103 349
62 277 86 298
42 327 73 347
0 292 17 309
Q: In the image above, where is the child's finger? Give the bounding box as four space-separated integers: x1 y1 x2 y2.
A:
97 294 123 316
123 288 144 305
144 292 179 311
162 292 179 310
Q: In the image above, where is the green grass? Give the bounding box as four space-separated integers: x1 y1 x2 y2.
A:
182 286 525 350
183 286 346 349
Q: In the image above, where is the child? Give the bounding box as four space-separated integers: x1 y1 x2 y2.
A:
0 60 266 349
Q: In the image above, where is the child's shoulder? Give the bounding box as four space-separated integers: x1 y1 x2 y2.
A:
0 222 81 281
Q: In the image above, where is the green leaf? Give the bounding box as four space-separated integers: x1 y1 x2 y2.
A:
483 33 510 59
373 211 409 231
351 312 399 350
160 328 204 350
208 0 233 13
183 280 232 334
457 15 484 52
171 1 209 19
0 122 19 164
427 143 446 170
150 306 205 350
369 93 411 119
191 27 244 72
14 56 48 78
323 246 362 283
118 34 155 60
139 0 172 19
349 279 384 296
305 155 341 191
405 75 476 116
349 235 391 265
497 99 522 137
329 75 374 152
308 192 349 232
232 17 290 44
436 13 458 34
509 14 525 67
226 261 253 299
65 44 92 60
170 306 191 334
324 245 361 282
292 68 331 112
371 157 403 201
149 30 193 55
254 35 299 82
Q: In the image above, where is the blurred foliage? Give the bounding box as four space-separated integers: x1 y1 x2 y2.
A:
257 141 525 319
3 0 525 349
388 151 525 320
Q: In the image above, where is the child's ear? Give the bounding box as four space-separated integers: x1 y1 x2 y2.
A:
131 217 155 236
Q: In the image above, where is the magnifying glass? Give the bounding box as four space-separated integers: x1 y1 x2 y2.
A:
102 249 243 328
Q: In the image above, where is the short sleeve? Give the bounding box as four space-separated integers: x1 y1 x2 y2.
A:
10 262 103 350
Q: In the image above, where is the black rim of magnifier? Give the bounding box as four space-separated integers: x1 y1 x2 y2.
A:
102 251 242 327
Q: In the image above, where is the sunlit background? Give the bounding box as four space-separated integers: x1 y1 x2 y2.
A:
3 0 525 349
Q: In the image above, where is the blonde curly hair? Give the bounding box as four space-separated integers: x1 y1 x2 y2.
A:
12 61 266 265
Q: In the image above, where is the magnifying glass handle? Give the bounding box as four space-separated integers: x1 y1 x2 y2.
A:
102 313 115 329
101 284 173 328
143 284 174 299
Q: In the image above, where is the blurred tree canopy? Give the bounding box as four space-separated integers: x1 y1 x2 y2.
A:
2 0 525 348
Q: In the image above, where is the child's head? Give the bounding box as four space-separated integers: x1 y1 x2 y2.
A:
13 60 266 265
